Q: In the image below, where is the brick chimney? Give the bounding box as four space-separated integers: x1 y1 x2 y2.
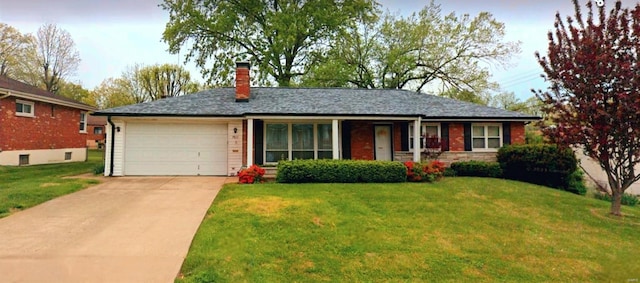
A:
235 62 250 102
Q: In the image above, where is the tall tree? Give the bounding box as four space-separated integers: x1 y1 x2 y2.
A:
91 63 202 109
30 24 81 93
303 0 520 96
137 64 200 100
161 0 378 86
57 80 93 105
90 78 137 109
534 0 640 216
0 23 30 77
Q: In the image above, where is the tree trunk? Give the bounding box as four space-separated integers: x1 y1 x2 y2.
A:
610 188 623 216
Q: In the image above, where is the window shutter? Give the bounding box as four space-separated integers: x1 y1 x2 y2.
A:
400 122 409 151
464 123 472 151
254 120 264 165
502 122 511 145
440 123 450 151
341 121 351 159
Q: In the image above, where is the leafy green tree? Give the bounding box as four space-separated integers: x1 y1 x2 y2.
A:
136 63 200 100
57 80 92 104
91 63 201 109
303 0 520 98
161 0 378 86
0 23 31 77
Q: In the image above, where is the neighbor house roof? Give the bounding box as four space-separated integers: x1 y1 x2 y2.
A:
0 75 96 111
87 115 107 126
94 87 539 120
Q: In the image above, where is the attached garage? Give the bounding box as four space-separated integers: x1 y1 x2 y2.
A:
123 122 228 176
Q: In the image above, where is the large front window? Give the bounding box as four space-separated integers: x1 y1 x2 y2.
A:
472 124 501 150
409 123 440 151
265 123 333 163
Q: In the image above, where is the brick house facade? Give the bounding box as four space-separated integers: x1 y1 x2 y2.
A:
0 76 96 165
86 116 107 149
96 62 538 177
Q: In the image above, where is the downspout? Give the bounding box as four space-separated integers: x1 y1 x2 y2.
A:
107 116 115 176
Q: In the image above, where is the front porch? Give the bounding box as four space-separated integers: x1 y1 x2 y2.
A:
242 117 522 178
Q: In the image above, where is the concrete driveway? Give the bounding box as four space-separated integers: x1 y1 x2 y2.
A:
0 176 233 283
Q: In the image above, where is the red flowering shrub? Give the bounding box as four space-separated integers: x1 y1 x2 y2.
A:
238 165 266 184
404 160 447 182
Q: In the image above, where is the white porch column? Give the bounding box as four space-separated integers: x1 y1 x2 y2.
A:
247 118 254 166
413 117 421 162
332 119 340 159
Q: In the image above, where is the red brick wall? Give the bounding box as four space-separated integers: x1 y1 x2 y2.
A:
0 97 86 151
350 121 374 160
87 125 106 142
511 122 526 145
449 123 465 151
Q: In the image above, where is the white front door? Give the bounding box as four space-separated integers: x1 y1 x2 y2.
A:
374 125 392 161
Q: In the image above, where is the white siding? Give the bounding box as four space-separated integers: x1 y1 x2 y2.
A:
227 121 243 175
105 121 125 176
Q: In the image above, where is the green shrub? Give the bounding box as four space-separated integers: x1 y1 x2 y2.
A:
450 161 502 178
593 192 639 206
93 164 105 175
566 170 587 196
497 144 578 194
276 159 407 183
443 167 457 177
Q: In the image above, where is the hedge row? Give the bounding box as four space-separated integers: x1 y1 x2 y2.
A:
449 161 502 178
276 159 407 183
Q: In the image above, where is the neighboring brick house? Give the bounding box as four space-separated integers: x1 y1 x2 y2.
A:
94 62 539 176
87 115 107 149
0 76 96 166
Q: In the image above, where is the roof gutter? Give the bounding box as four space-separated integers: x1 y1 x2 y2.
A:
107 116 115 177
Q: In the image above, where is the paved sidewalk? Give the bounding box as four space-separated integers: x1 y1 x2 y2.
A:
0 176 234 283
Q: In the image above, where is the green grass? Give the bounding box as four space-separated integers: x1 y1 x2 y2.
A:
178 178 640 282
0 149 104 218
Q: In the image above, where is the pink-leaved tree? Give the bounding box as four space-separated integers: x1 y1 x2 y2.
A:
535 0 640 215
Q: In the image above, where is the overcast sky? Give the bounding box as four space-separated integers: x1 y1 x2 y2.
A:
0 0 636 100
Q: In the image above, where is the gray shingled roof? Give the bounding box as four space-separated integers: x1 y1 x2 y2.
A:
94 88 539 120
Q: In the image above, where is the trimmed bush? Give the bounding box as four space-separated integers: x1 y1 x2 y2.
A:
566 169 587 196
276 159 407 183
450 161 502 178
497 144 578 193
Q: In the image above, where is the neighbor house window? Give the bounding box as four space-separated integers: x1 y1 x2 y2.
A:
409 123 440 151
79 112 87 132
65 152 72 160
15 100 34 117
94 127 103 135
472 124 502 150
265 122 333 163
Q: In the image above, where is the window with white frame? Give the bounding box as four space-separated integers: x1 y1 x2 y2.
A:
265 122 333 163
79 112 87 132
15 100 34 117
472 124 502 150
409 123 441 151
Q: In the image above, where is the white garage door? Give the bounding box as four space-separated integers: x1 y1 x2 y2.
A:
124 122 227 175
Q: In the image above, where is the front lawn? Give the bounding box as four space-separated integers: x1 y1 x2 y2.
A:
0 149 104 218
178 178 640 282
